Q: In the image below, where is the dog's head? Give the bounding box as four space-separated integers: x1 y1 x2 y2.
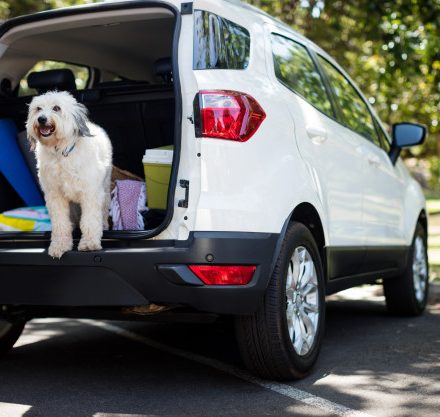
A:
26 90 92 150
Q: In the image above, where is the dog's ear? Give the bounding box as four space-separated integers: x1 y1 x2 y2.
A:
73 102 93 137
27 135 37 152
25 101 37 151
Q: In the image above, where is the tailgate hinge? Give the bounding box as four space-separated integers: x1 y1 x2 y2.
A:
178 179 190 208
181 2 193 15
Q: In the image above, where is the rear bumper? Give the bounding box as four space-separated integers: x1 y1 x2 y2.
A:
0 232 279 315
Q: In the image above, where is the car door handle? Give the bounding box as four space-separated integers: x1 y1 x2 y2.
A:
367 154 380 167
306 126 327 144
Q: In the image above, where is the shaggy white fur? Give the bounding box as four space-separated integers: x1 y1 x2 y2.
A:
26 91 112 259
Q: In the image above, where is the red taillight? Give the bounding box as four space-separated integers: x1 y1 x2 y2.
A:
195 90 266 141
188 265 256 285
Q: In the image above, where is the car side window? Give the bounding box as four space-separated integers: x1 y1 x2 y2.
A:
193 10 250 70
271 34 333 119
374 119 392 152
317 56 381 147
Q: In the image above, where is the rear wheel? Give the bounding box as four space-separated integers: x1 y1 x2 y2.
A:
235 221 325 380
383 222 429 316
0 318 25 355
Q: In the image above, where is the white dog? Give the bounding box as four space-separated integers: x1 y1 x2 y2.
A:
26 91 112 259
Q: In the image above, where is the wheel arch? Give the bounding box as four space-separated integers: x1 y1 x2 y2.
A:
271 202 327 276
402 174 427 245
418 209 428 238
290 203 326 257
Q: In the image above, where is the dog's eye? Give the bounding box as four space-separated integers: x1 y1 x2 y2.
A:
53 105 61 112
36 107 42 111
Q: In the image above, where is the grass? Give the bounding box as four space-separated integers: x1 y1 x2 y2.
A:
427 199 440 215
427 198 440 281
430 265 440 281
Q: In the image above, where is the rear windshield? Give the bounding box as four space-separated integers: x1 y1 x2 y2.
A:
18 60 89 97
193 10 250 70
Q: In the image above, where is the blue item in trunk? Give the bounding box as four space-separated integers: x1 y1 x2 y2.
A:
0 119 44 206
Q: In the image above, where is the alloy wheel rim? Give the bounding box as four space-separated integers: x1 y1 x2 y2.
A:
285 246 320 356
412 236 428 303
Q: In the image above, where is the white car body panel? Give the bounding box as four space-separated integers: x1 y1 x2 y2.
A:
175 0 314 236
360 137 405 246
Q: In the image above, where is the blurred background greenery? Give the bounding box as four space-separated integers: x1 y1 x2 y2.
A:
0 0 94 17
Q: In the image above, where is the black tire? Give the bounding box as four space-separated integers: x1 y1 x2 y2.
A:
0 318 25 355
235 221 325 380
383 222 429 316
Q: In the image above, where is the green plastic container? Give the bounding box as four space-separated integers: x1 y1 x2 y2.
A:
142 145 173 210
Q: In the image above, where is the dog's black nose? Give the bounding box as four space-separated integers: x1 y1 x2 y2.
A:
37 115 47 125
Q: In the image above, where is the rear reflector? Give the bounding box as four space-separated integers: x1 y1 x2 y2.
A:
188 265 256 285
194 90 266 141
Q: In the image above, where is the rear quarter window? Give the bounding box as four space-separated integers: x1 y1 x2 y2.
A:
193 10 250 70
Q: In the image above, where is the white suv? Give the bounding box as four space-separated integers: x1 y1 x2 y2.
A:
0 0 428 380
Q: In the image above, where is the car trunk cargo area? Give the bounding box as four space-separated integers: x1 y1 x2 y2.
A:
0 2 180 239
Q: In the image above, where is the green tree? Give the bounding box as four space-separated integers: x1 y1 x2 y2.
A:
0 0 95 20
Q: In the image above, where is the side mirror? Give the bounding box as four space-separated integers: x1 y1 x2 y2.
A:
389 122 427 164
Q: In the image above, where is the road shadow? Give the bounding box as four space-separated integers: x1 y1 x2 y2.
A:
0 319 330 417
0 287 439 417
296 294 440 417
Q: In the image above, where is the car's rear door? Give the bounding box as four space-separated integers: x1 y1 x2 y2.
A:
315 54 406 272
269 32 367 279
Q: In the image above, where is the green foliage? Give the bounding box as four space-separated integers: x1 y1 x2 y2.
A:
428 157 440 190
246 0 440 187
0 0 95 20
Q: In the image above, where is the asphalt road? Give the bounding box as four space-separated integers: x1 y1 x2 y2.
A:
0 285 439 417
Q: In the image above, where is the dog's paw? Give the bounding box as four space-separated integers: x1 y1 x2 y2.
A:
78 238 102 252
48 240 73 259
